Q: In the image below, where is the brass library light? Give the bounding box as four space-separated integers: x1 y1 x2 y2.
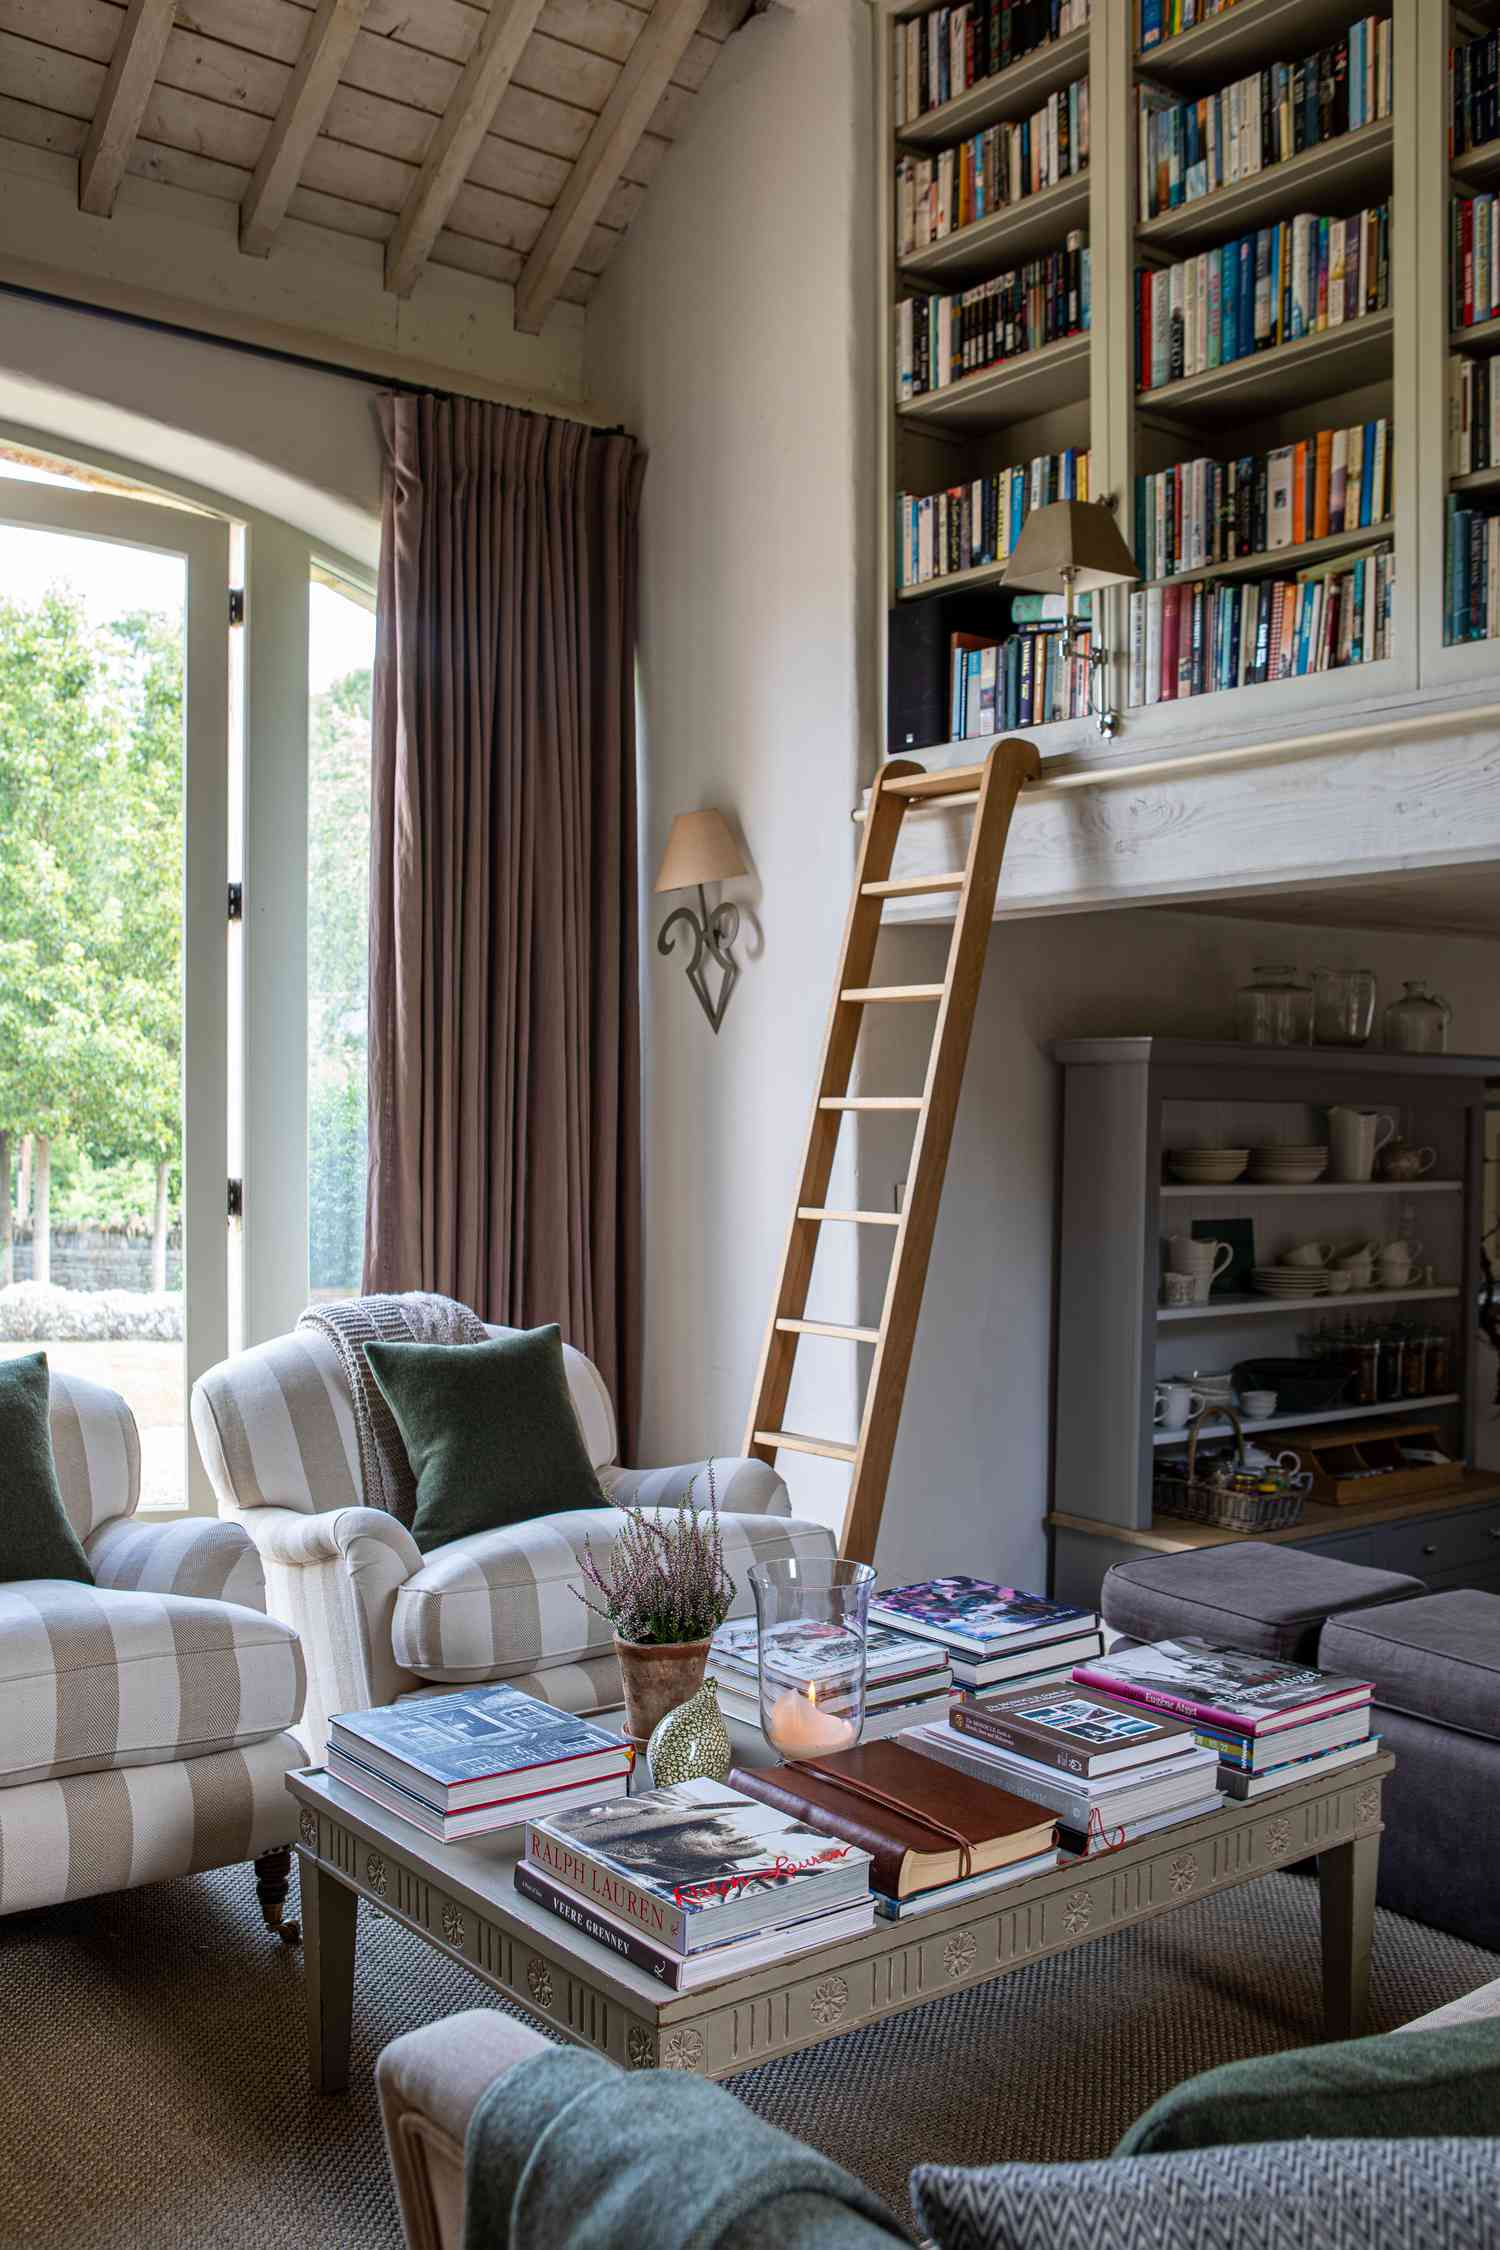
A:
1001 497 1140 736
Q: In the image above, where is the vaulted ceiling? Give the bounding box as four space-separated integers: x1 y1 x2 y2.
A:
0 0 751 335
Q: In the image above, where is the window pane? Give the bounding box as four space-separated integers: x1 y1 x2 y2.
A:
307 571 375 1301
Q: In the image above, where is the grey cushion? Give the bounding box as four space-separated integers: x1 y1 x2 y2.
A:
1101 1542 1425 1663
1320 1590 1500 1741
909 2139 1500 2250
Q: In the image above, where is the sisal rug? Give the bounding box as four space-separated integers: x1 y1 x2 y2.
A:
0 1862 1494 2250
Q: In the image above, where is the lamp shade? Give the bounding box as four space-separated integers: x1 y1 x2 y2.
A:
1000 499 1140 595
653 809 748 894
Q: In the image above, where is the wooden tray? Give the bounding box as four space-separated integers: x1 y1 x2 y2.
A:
1278 1419 1467 1507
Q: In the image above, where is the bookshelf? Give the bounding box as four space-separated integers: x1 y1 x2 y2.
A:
1437 1 1500 651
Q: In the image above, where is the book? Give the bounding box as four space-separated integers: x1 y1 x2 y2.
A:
1073 1639 1374 1739
709 1615 948 1687
329 1683 633 1813
869 1578 1094 1659
514 1861 874 1989
949 1685 1197 1777
728 1740 1057 1901
327 1746 628 1841
1217 1737 1379 1800
1058 1795 1224 1857
871 1848 1059 1920
1193 1706 1372 1773
949 1629 1104 1689
712 1683 952 1745
526 1778 871 1953
905 1717 1220 1826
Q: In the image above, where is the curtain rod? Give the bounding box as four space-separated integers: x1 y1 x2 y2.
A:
0 278 626 435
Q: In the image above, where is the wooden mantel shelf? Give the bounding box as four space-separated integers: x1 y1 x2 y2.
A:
1049 1471 1500 1553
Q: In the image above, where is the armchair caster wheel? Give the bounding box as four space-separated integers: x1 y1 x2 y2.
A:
276 1918 302 1946
254 1846 299 1943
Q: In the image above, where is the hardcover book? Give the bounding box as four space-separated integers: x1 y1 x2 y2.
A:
526 1778 870 1953
1072 1639 1373 1737
709 1616 948 1685
950 1685 1195 1777
513 1861 874 1990
868 1577 1093 1658
328 1746 628 1840
329 1684 632 1810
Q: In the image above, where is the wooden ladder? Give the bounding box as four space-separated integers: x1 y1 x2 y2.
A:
742 737 1040 1564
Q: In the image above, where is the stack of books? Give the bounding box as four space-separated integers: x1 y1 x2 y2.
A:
1452 190 1500 333
517 1778 874 1990
707 1616 952 1743
1451 25 1500 164
896 74 1089 258
868 1577 1104 1699
906 1683 1222 1856
730 1738 1059 1921
1127 542 1393 705
948 610 1093 735
894 2 1091 129
1134 420 1390 582
1446 495 1500 643
328 1684 633 1842
898 447 1089 590
1073 1638 1378 1802
897 235 1091 401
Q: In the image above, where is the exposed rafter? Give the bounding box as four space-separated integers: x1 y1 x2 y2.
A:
78 0 178 219
385 0 549 300
515 0 711 334
241 0 371 259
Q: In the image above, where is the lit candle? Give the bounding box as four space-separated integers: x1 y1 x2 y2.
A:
764 1681 858 1758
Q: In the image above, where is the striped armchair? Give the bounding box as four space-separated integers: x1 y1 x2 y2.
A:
191 1312 837 1761
0 1368 306 1934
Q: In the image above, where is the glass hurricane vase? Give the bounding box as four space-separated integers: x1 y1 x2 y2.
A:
747 1558 876 1761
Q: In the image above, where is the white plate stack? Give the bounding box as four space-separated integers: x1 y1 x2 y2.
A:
1251 1267 1329 1297
1248 1145 1329 1184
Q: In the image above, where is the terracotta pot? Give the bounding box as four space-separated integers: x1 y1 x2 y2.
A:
614 1633 712 1746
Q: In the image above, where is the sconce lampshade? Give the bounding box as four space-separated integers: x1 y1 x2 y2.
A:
1000 499 1140 595
653 809 748 894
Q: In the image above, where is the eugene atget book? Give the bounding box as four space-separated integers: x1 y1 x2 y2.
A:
869 1577 1093 1658
1072 1639 1374 1737
329 1684 632 1810
525 1777 871 1953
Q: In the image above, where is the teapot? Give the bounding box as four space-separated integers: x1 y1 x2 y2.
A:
1376 1139 1437 1182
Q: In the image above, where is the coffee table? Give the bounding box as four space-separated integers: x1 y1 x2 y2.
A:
289 1717 1391 2089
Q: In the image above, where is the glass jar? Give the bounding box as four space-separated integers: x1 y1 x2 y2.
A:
1383 979 1453 1055
1401 1329 1429 1399
1425 1327 1454 1393
748 1557 875 1758
1352 1332 1382 1407
1235 964 1313 1046
1312 967 1377 1046
1376 1327 1406 1405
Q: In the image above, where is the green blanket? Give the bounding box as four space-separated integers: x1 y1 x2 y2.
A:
462 2047 906 2250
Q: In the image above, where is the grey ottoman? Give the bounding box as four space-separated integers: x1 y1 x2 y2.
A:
1320 1590 1500 1952
1101 1542 1427 1664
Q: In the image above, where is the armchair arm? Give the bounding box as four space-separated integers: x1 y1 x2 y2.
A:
602 1456 791 1518
227 1502 423 1761
86 1511 266 1609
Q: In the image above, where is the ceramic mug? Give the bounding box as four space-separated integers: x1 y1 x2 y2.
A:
1161 1271 1196 1307
1155 1381 1208 1429
1335 1241 1378 1265
1240 1388 1278 1419
1281 1241 1335 1268
1380 1238 1423 1265
1167 1235 1234 1281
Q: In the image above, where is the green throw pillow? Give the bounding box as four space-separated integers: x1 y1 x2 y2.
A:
0 1352 93 1585
1116 2017 1500 2156
363 1324 605 1553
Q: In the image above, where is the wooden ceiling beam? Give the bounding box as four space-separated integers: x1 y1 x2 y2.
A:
385 0 549 299
241 0 372 258
79 0 178 218
514 0 710 334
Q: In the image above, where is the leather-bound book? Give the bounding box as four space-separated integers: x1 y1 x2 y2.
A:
729 1741 1056 1900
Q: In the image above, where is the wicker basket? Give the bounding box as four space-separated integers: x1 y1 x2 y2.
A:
1154 1404 1306 1534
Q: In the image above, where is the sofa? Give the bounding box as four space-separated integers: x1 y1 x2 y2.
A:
190 1312 836 1759
0 1368 306 1934
375 1979 1500 2250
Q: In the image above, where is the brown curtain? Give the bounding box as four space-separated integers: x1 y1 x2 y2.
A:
365 391 644 1449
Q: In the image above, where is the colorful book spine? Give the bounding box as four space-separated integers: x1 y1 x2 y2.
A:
1452 193 1500 330
1125 545 1393 706
1140 0 1246 53
897 2 1092 129
1445 496 1500 643
896 78 1089 257
1134 422 1390 579
1451 27 1500 160
898 235 1091 400
898 447 1090 588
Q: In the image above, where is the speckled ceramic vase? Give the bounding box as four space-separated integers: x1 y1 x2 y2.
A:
647 1677 734 1788
614 1633 712 1747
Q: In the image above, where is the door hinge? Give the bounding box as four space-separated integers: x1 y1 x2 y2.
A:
228 587 246 627
227 1179 244 1221
227 881 243 922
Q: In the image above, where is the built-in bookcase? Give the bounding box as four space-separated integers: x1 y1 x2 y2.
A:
872 0 1474 769
1440 0 1500 647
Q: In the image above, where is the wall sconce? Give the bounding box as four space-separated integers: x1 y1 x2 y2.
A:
654 810 749 1034
1001 498 1140 736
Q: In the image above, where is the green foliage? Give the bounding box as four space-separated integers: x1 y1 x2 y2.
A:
308 663 372 1293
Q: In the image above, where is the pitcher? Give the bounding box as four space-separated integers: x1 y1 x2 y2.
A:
1327 1105 1396 1183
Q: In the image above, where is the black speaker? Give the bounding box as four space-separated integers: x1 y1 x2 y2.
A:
887 590 1009 756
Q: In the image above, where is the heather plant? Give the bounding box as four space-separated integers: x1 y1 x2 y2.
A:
576 1461 735 1645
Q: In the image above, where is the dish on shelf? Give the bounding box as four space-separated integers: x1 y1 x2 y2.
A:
1248 1145 1329 1183
1251 1268 1330 1296
1234 1359 1355 1414
1165 1147 1250 1182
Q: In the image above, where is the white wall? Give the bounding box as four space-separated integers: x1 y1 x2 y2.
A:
586 0 877 1522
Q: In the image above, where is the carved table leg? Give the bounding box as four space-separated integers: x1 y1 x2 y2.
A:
1318 1831 1379 2042
303 1857 359 2095
254 1847 301 1944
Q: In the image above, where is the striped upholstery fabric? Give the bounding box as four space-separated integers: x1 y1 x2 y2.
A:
392 1509 837 1684
47 1367 141 1542
0 1731 301 1917
602 1457 790 1516
0 1584 306 1789
397 1650 625 1718
86 1513 267 1608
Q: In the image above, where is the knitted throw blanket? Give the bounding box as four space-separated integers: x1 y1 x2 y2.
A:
297 1292 488 1527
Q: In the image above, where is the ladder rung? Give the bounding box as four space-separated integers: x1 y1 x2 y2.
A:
840 984 945 1003
861 872 965 898
775 1318 881 1344
754 1429 858 1464
882 763 985 800
818 1097 923 1112
797 1207 901 1227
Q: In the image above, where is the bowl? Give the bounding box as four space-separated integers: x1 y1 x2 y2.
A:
1234 1358 1355 1414
1166 1148 1250 1183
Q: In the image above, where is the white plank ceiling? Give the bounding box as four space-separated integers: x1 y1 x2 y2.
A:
0 0 750 331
